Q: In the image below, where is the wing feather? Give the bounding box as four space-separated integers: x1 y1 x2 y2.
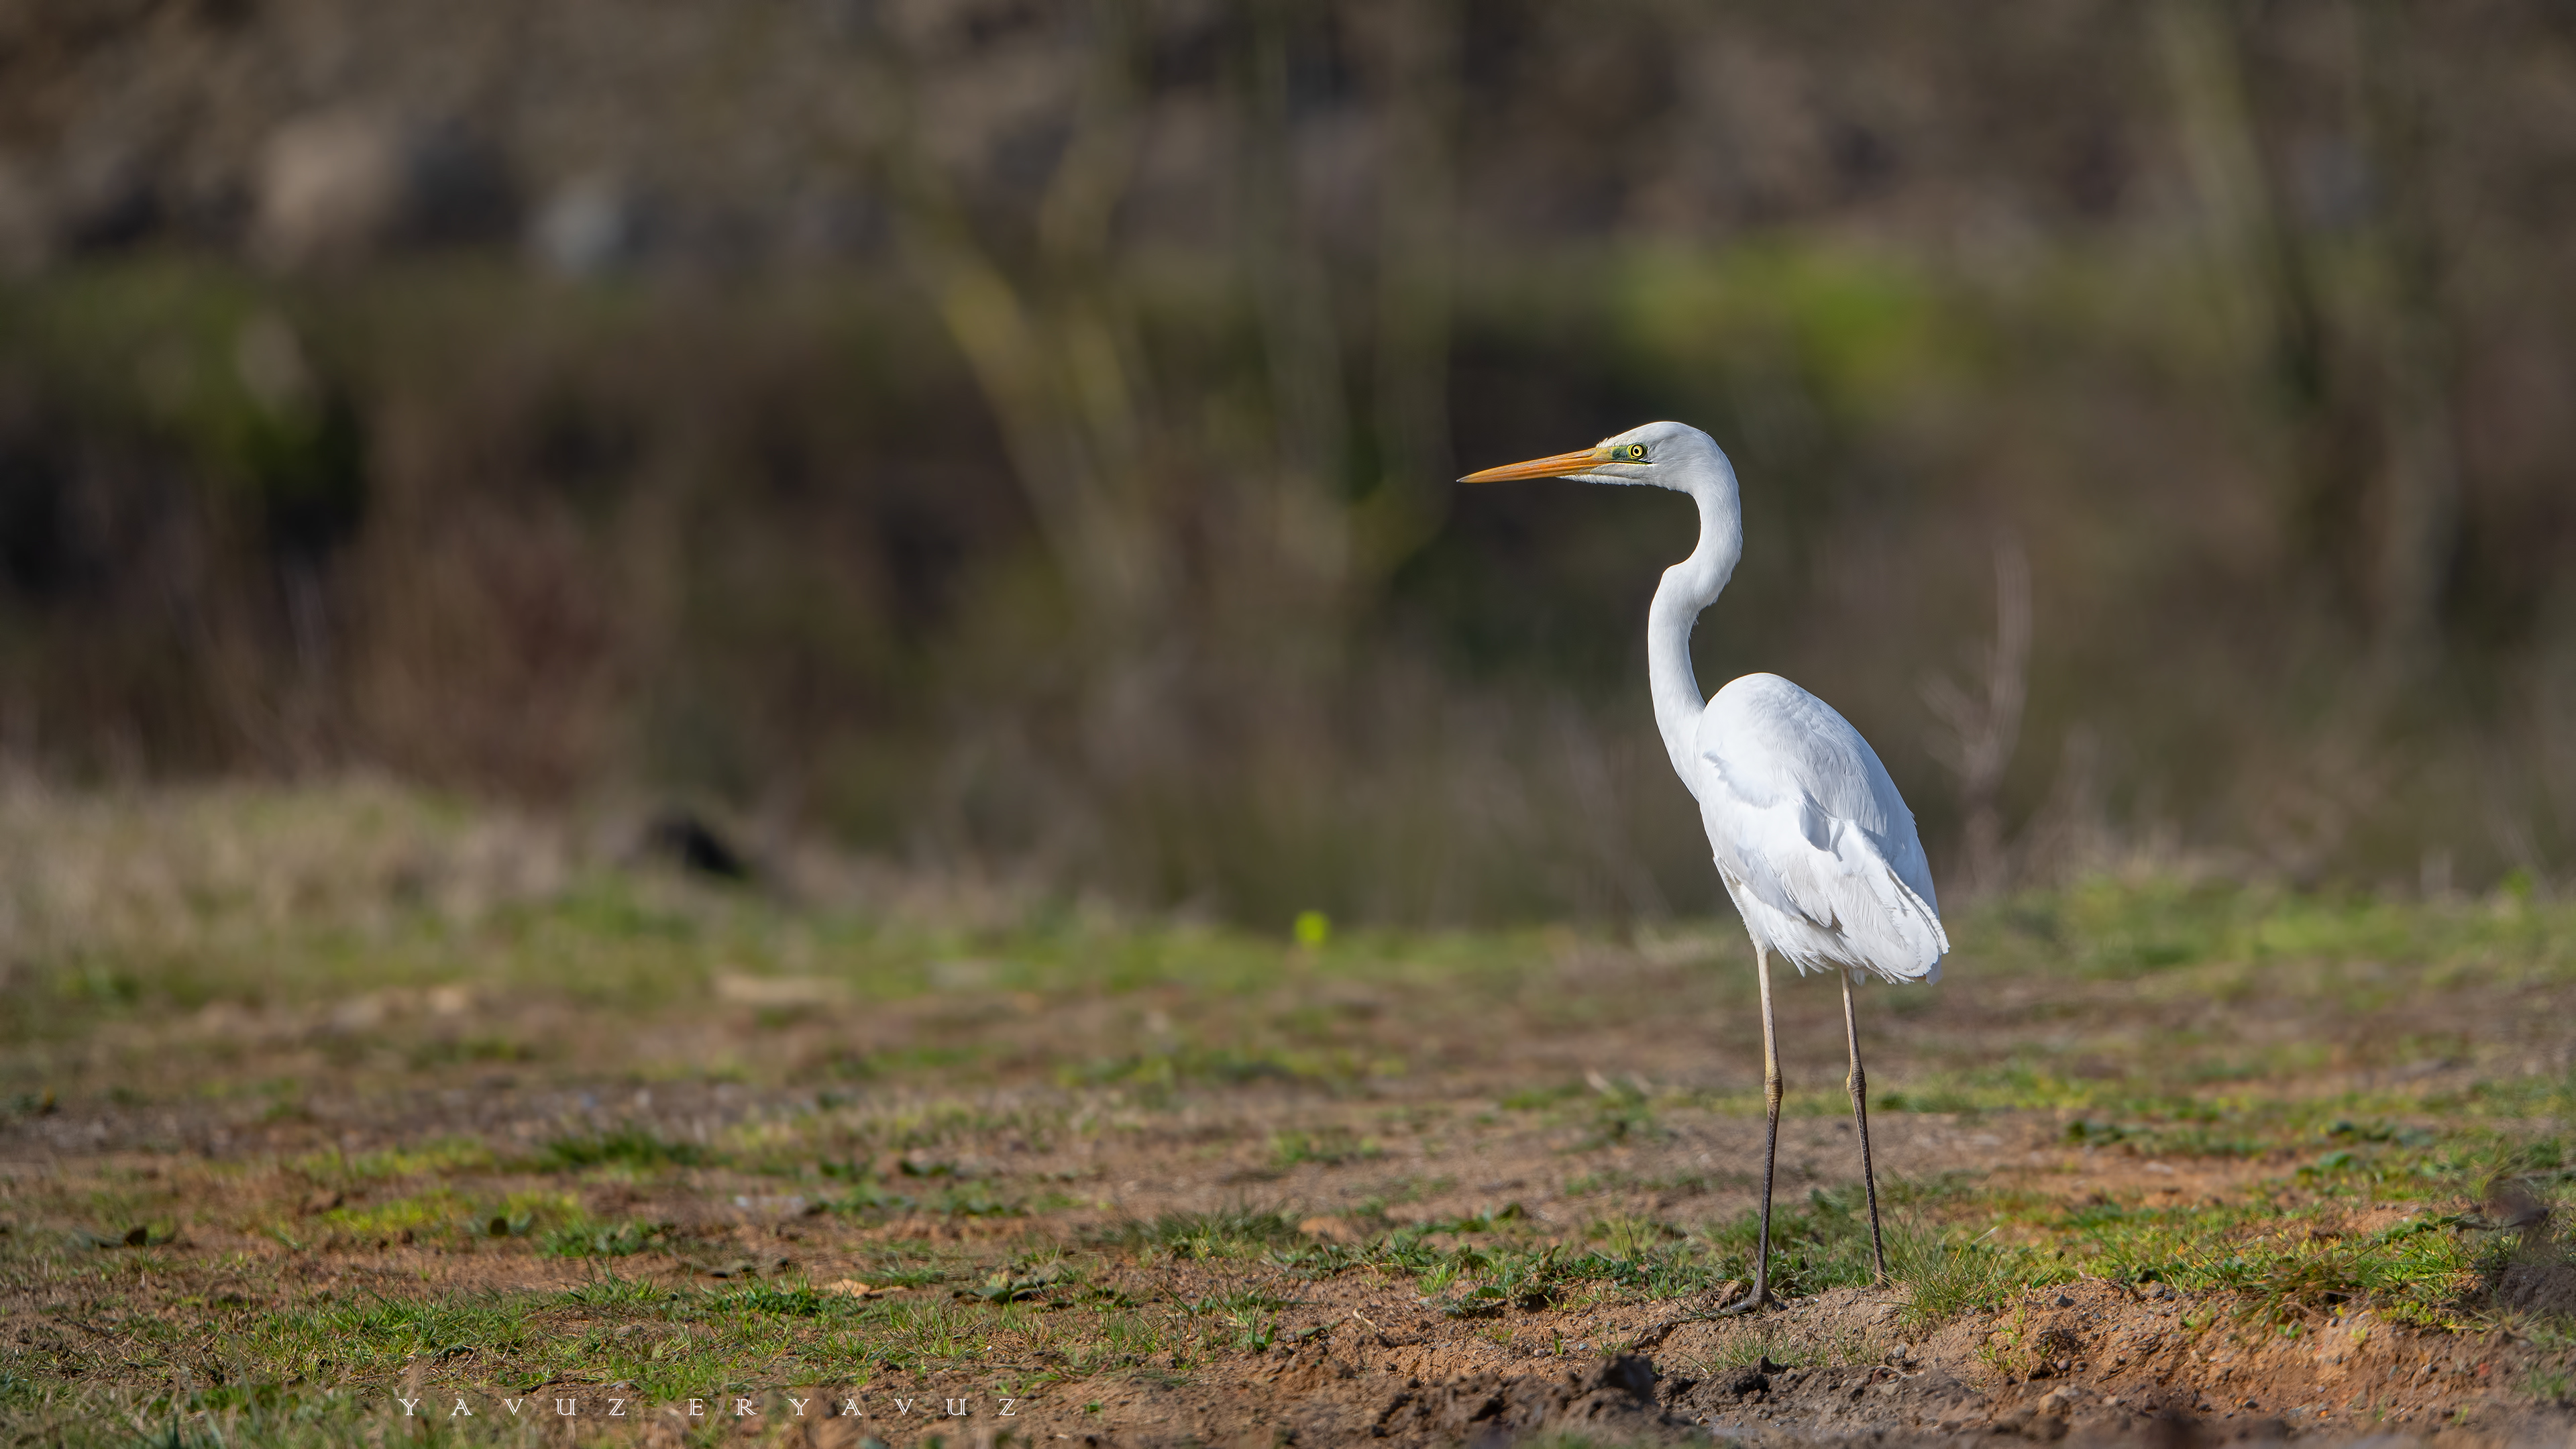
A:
1692 674 1948 983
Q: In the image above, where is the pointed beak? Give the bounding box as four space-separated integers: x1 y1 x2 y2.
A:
1457 445 1612 484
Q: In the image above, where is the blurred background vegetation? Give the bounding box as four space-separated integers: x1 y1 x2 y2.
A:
0 0 2571 926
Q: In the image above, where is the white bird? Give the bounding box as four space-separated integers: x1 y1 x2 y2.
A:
1460 420 1947 1312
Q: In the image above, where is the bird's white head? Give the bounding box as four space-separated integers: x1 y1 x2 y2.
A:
1456 420 1733 497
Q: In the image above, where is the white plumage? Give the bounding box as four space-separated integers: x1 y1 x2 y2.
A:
1695 672 1948 984
1460 417 1947 1312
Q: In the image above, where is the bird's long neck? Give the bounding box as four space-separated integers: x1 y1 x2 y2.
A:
1648 480 1742 781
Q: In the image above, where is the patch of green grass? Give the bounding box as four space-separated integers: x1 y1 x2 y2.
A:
1182 1285 1296 1350
2041 1195 2487 1329
223 1289 541 1383
1267 1240 1365 1279
298 1135 497 1181
814 1166 1045 1218
533 1124 712 1172
405 1034 542 1070
313 1187 467 1244
965 1255 1080 1303
1368 1213 1733 1316
1061 1042 1382 1092
560 1271 671 1309
1108 1206 1302 1260
1185 1285 1296 1317
1562 1166 1748 1197
1869 1119 2576 1336
1581 1077 1661 1146
1269 1126 1381 1168
1891 1220 2061 1329
1421 1202 1532 1234
28 1386 388 1449
704 1282 847 1318
1063 1307 1169 1373
1693 1185 1887 1301
2062 1114 2281 1159
539 1218 669 1258
303 1186 570 1248
853 1258 953 1289
872 1294 996 1364
1960 877 2575 987
1499 1082 1587 1111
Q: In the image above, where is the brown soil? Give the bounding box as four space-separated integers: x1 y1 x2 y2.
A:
8 924 2576 1445
11 1075 2574 1448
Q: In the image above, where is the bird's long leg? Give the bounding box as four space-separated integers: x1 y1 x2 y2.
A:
1721 946 1781 1315
1843 969 1888 1285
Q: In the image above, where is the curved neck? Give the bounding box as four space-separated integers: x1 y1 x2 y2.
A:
1648 480 1741 777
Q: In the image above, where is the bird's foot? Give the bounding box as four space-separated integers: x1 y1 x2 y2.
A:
1715 1287 1770 1317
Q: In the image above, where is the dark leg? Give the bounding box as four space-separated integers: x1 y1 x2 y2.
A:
1721 947 1782 1315
1843 969 1888 1285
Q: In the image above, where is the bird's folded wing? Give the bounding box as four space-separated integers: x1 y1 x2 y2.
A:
1697 675 1949 977
1707 798 1948 977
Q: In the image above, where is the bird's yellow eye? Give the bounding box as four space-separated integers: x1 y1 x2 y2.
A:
1625 443 1649 460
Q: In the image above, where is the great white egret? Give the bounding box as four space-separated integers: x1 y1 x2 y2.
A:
1460 420 1947 1313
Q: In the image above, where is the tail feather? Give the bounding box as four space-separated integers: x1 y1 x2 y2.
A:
1833 821 1947 982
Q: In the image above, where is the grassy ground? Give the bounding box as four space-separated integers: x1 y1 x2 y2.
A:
1 782 2573 1445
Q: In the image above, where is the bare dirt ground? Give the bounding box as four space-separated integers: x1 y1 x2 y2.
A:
8 1061 2570 1448
2 796 2573 1446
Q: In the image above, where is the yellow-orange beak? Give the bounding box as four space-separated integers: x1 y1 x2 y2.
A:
1457 445 1613 484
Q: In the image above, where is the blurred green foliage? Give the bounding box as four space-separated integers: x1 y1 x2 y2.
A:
2 5 2573 924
